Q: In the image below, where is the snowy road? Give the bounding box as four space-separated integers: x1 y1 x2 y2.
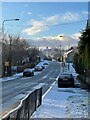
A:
1 61 61 118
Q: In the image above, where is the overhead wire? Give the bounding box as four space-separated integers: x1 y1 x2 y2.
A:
4 19 87 28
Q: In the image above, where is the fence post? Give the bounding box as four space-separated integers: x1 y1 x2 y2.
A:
2 87 42 120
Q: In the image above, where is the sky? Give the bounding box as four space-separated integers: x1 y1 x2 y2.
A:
2 2 89 49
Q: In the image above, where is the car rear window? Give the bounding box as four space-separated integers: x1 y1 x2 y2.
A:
60 74 71 78
24 69 32 72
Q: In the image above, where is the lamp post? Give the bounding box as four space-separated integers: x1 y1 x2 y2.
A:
2 18 19 77
60 35 71 50
2 19 19 40
60 35 71 71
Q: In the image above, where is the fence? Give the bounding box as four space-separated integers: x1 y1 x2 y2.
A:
2 87 42 120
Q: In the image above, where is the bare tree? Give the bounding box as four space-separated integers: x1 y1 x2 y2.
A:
2 34 40 76
2 34 30 75
11 35 30 65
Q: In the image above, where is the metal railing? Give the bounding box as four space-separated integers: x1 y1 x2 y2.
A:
2 87 42 120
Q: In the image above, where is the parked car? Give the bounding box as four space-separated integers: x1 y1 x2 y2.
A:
35 65 43 71
43 61 49 65
23 68 34 77
40 62 46 69
43 62 48 65
41 64 45 69
58 73 74 87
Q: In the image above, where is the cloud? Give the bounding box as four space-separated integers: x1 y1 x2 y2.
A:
46 15 59 24
72 32 81 40
28 11 32 15
61 12 80 22
22 12 80 36
22 15 58 35
23 20 48 35
28 34 79 49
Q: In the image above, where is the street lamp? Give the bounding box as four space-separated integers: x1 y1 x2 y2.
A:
2 19 19 40
59 44 62 62
59 35 71 50
2 18 19 77
60 35 72 71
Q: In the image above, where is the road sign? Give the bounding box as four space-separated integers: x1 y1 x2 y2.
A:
5 62 9 66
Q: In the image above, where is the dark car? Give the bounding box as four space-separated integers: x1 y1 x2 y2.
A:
23 68 34 77
58 73 74 87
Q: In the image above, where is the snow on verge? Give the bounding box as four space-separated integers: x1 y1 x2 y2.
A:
31 83 89 118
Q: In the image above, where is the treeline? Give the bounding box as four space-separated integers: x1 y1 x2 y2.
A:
73 20 90 74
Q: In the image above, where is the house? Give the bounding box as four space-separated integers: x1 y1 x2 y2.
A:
66 51 75 63
65 47 77 63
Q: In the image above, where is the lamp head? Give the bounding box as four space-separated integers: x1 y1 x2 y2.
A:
15 19 19 21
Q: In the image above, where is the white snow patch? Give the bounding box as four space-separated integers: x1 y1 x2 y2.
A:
0 72 23 82
31 83 89 118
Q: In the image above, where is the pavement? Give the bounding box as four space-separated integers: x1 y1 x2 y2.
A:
31 80 89 119
31 64 89 119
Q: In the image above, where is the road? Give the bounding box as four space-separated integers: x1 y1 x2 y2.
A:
1 61 61 118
